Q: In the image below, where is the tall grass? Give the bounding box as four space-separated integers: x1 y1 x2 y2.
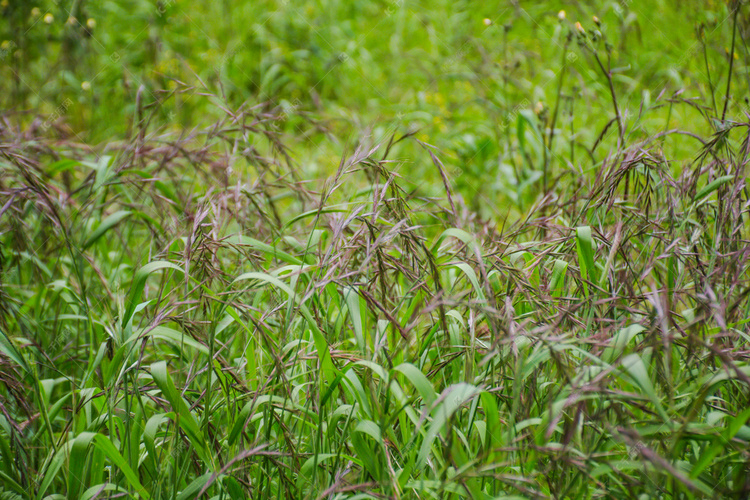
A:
2 1 750 499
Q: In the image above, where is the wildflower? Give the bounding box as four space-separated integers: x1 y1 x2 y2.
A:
66 16 76 26
86 18 96 29
592 15 600 26
0 40 12 50
558 10 566 21
483 18 492 26
575 22 585 34
81 81 91 91
31 7 41 17
534 101 544 115
44 13 54 24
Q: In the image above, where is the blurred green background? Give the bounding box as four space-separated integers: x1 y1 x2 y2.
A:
2 0 746 216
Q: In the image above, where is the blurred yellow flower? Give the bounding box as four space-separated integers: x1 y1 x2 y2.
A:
483 18 492 26
31 7 40 17
592 16 600 25
558 10 566 21
66 16 76 26
87 18 96 29
81 81 91 91
43 13 54 24
575 22 585 34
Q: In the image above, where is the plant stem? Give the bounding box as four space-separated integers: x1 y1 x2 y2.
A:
721 2 740 122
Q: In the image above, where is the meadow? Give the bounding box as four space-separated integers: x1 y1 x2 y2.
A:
1 0 750 498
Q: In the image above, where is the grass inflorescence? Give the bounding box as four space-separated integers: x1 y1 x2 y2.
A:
2 1 750 499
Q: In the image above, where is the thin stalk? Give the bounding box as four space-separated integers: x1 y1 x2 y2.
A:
700 27 718 117
721 2 740 122
593 50 624 148
546 36 573 192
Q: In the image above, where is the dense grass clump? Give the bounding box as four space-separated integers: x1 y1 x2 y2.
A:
2 96 750 498
2 1 750 499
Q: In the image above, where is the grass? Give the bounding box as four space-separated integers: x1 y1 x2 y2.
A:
2 0 750 499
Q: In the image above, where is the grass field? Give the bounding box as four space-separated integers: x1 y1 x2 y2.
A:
2 1 750 499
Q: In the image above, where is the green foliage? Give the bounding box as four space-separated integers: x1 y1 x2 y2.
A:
2 0 750 499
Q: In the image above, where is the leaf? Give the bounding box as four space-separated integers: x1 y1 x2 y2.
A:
693 175 734 202
233 272 334 382
432 228 482 260
126 326 209 356
150 361 210 466
223 234 306 265
297 453 337 490
549 259 568 297
36 439 72 500
176 473 212 500
576 226 597 295
343 286 365 351
82 155 115 191
90 434 151 500
122 261 183 329
83 211 132 249
691 407 750 478
143 413 172 472
416 383 482 468
0 326 29 373
452 262 486 302
602 324 645 364
68 432 96 500
394 363 437 406
620 354 668 421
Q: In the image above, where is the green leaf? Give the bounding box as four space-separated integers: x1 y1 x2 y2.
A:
416 383 482 468
693 175 734 202
122 261 183 329
549 259 568 297
176 473 213 500
233 272 334 382
394 363 437 407
620 354 668 421
344 286 365 351
576 226 597 295
150 361 210 466
126 326 209 355
83 211 132 249
691 407 750 478
0 326 29 373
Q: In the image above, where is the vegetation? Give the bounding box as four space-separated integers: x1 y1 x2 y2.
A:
2 1 750 498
